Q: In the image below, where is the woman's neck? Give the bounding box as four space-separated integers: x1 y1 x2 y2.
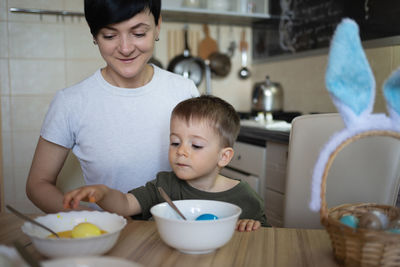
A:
101 64 154 88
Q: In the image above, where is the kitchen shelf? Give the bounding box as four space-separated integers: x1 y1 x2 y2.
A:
9 7 83 17
162 7 272 26
162 0 273 26
9 5 274 26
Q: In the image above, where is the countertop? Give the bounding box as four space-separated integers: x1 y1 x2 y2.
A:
238 125 290 146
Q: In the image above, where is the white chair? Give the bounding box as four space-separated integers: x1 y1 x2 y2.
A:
283 113 400 229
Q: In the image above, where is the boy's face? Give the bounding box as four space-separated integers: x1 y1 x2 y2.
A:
168 117 225 181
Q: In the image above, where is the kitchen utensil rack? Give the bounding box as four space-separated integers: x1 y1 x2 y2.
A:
9 7 84 17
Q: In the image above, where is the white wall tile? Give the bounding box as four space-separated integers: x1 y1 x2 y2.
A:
1 95 11 132
66 59 104 87
12 130 37 168
11 131 43 214
0 22 8 57
11 95 53 131
2 132 15 204
65 24 99 59
10 59 65 95
0 0 7 21
0 59 10 95
63 0 83 12
13 166 38 213
13 164 29 203
12 196 43 214
9 22 64 59
8 0 63 10
7 0 63 23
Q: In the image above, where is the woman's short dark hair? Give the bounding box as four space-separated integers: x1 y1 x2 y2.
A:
84 0 161 37
171 95 240 148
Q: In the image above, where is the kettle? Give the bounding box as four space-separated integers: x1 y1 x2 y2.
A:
251 76 283 113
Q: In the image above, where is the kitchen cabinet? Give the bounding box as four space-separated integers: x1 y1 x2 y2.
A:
221 140 288 227
221 142 266 197
162 0 270 25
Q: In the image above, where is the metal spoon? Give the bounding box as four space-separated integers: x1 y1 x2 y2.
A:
157 187 187 220
6 205 60 238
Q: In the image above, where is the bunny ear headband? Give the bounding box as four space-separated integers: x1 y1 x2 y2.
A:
309 18 400 212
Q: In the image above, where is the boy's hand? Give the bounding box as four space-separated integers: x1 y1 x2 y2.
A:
236 219 261 232
63 185 108 210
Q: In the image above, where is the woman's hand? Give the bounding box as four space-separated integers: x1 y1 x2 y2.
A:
236 219 261 232
63 185 109 210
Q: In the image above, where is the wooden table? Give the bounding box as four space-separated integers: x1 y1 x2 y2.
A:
0 213 339 267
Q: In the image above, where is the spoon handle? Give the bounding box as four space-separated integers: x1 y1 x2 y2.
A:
6 205 60 238
157 187 187 220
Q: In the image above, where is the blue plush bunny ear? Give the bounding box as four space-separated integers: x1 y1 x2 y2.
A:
325 18 375 127
383 68 400 123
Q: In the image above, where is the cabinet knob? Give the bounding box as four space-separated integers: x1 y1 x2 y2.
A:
237 155 241 160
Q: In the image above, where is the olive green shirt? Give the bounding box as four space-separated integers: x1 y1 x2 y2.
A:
129 171 269 227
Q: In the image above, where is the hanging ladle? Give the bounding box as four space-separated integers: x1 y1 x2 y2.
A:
6 205 60 238
238 28 251 79
157 187 187 220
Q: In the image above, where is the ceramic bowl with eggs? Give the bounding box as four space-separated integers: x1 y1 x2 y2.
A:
21 211 127 258
150 199 242 254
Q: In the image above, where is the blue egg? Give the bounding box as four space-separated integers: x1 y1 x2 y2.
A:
339 215 359 228
195 213 218 221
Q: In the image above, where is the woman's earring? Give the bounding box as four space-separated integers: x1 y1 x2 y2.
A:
93 39 97 45
155 37 160 41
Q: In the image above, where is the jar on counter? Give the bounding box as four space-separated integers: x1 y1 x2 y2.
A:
238 0 256 13
206 0 233 11
181 0 201 8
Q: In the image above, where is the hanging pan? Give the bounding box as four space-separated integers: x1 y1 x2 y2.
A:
167 26 204 86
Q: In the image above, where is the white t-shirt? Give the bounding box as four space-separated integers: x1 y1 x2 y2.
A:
41 65 199 194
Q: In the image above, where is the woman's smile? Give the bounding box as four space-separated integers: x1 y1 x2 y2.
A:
118 56 137 63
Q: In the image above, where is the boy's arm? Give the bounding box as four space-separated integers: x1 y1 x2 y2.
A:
96 188 142 217
63 185 142 217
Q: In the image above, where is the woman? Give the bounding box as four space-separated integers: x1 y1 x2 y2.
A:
26 0 199 213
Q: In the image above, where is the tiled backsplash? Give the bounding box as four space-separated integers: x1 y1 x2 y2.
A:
1 0 400 213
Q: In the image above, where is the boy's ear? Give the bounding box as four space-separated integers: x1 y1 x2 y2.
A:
218 147 234 168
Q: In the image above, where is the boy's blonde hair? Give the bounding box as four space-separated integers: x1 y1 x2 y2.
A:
171 95 240 148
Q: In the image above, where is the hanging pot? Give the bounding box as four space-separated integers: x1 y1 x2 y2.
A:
167 26 204 86
208 52 231 77
208 24 231 77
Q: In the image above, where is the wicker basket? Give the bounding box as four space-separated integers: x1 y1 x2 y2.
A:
319 130 400 267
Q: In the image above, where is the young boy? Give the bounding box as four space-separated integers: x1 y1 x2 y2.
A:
63 95 268 231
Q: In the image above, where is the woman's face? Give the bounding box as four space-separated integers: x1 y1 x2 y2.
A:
95 11 161 86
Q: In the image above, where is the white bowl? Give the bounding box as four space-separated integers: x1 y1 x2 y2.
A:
150 199 241 254
21 211 127 258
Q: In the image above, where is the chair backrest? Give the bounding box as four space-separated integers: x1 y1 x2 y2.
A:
283 113 400 229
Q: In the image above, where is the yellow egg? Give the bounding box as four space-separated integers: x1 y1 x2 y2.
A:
71 222 102 238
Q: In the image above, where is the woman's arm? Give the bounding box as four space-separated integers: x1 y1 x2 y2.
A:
26 137 87 213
